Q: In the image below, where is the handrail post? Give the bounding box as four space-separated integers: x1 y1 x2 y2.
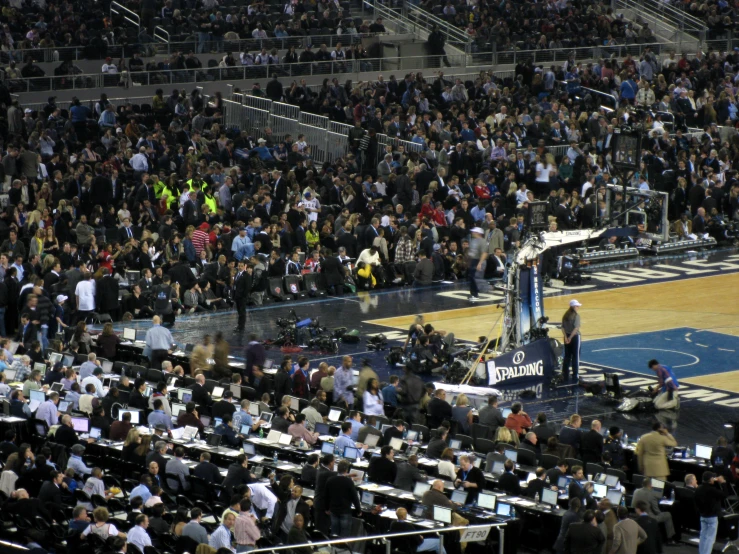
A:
498 526 505 554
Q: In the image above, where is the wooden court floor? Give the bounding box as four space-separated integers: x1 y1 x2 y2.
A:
366 273 739 390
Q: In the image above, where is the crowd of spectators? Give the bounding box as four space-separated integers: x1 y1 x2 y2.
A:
0 0 384 64
418 0 658 52
1 24 739 334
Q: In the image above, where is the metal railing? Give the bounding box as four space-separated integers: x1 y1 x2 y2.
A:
0 31 404 65
613 0 707 44
154 26 170 45
4 54 474 93
244 524 504 554
110 1 141 34
401 0 472 52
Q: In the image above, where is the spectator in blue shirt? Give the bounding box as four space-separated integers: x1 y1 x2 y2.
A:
334 421 366 457
250 138 274 161
382 375 399 407
147 399 172 430
347 411 363 441
130 475 153 504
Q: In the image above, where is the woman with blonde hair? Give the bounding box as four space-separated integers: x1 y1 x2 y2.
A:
81 507 127 540
452 393 474 434
29 227 45 257
495 426 520 447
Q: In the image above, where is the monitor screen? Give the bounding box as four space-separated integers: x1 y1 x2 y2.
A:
123 328 136 341
207 434 222 447
365 435 380 448
473 457 482 468
604 475 619 487
101 360 113 374
541 488 558 506
212 386 224 398
200 415 211 428
290 397 300 411
278 433 292 446
361 491 375 505
49 353 63 366
389 438 403 451
213 418 223 428
413 482 431 497
593 483 607 498
71 417 90 433
260 412 273 424
89 427 102 440
557 476 571 489
8 341 19 354
449 439 462 450
695 444 713 460
62 354 75 368
243 443 255 456
502 408 512 418
120 411 140 424
58 400 70 412
230 384 242 399
172 403 186 417
492 461 504 475
433 506 452 524
451 490 467 505
478 492 497 510
651 479 665 491
240 424 251 436
606 490 623 506
343 446 360 459
406 430 418 441
266 430 281 443
135 330 147 341
411 503 425 518
328 409 342 422
315 422 330 436
33 363 47 375
142 385 153 398
181 392 193 404
30 390 45 403
380 424 391 434
321 442 335 455
248 404 260 416
496 503 511 517
504 449 518 462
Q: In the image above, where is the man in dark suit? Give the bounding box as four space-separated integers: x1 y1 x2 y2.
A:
526 468 547 500
426 389 453 430
320 252 346 295
220 453 253 497
96 269 120 321
564 509 605 554
37 471 65 505
559 415 583 453
168 255 197 291
477 395 506 436
497 459 521 495
301 454 319 486
118 218 136 243
313 454 335 534
192 452 223 484
89 168 113 207
232 260 250 333
634 501 663 554
580 420 605 465
146 441 169 475
555 196 576 230
190 374 213 407
533 412 557 444
182 191 200 226
393 455 427 491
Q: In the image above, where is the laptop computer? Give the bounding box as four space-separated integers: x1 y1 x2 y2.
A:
207 434 222 447
249 403 260 416
606 489 623 506
89 427 102 441
495 502 513 519
478 492 497 510
265 430 282 444
172 403 186 418
200 415 211 428
30 390 45 403
696 444 713 461
321 442 335 455
58 400 70 413
260 412 273 424
449 439 462 450
62 354 75 368
433 506 452 524
360 491 375 509
451 490 468 505
101 360 113 374
406 430 418 441
230 384 242 399
50 382 64 393
541 488 559 507
49 353 63 366
389 437 403 451
278 433 293 446
343 446 360 459
504 449 518 462
123 328 136 341
593 483 608 499
315 422 331 436
71 417 90 433
557 476 572 490
328 408 342 422
243 443 256 457
411 503 426 518
3 369 15 381
490 461 505 477
170 428 185 440
502 408 512 417
413 481 431 497
182 426 199 441
211 386 224 399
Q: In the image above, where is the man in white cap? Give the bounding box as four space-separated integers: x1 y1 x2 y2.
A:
466 227 488 302
53 295 70 336
561 299 582 381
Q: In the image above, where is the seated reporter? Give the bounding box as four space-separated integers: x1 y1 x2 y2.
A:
390 507 447 554
214 413 243 447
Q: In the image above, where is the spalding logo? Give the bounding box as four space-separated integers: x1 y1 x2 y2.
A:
512 351 525 365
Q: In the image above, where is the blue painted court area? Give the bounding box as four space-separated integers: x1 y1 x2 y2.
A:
581 327 739 378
